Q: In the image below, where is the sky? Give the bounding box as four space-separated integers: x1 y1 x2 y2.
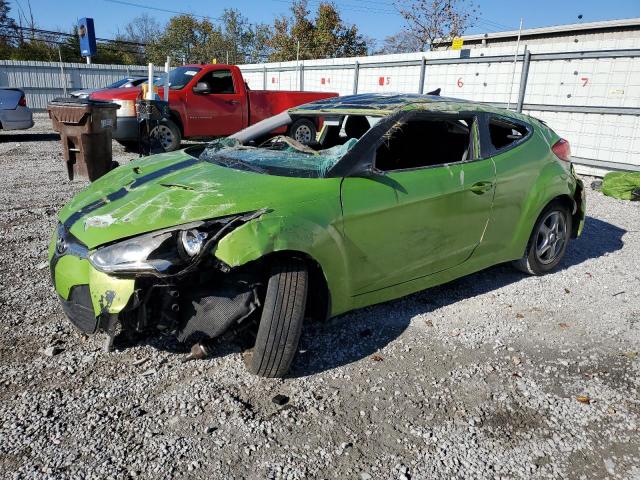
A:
10 0 640 46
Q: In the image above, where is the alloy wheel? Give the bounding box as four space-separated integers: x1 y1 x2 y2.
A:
534 210 567 265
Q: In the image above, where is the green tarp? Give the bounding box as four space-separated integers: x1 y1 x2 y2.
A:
601 172 640 201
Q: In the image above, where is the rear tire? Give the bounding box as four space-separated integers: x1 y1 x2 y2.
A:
288 118 316 145
245 258 308 378
513 201 572 275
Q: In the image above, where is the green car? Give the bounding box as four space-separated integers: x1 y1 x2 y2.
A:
50 93 585 377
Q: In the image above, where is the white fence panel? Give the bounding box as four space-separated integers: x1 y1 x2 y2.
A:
0 60 147 110
525 110 640 167
303 67 354 96
359 65 421 93
1 45 638 171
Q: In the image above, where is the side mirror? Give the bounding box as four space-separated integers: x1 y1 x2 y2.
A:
192 82 211 94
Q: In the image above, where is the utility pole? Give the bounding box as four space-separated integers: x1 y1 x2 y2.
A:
57 46 67 96
507 18 523 110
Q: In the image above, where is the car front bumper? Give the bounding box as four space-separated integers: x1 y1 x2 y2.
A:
49 229 135 334
112 115 138 142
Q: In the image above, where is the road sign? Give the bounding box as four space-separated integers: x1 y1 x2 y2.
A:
78 18 97 58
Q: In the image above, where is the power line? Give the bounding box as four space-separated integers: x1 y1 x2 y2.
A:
4 26 145 55
272 0 398 15
12 25 147 46
103 0 223 21
476 17 518 31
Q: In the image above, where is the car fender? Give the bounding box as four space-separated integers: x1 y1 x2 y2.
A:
213 209 351 316
508 158 578 259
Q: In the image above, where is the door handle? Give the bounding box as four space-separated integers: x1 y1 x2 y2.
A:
225 100 240 105
470 181 494 195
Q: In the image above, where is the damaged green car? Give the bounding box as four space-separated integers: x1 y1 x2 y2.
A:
50 93 585 377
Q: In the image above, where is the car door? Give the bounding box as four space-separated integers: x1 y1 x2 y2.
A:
340 112 496 295
186 68 244 137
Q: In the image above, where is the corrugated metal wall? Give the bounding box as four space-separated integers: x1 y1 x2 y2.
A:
0 37 638 173
0 60 148 110
239 38 640 173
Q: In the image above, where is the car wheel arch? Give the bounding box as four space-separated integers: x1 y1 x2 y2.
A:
214 212 351 316
249 250 331 323
518 194 576 258
168 110 184 135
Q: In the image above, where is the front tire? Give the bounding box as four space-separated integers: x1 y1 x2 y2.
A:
151 119 182 152
288 118 316 145
245 259 308 378
513 201 572 275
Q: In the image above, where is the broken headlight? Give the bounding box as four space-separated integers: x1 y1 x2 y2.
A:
87 210 266 276
179 229 207 258
89 230 185 275
90 226 215 276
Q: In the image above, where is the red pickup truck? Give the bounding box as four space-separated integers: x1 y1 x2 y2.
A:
90 64 338 151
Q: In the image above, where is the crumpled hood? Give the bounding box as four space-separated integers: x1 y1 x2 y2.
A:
59 149 336 249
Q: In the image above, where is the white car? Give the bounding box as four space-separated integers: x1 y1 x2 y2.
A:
0 88 33 131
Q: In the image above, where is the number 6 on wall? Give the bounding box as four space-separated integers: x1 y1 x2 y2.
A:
457 77 464 88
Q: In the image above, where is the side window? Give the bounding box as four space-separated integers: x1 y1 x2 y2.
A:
199 70 236 94
376 117 474 172
488 118 529 151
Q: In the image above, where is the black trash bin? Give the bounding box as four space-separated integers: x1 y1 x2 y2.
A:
47 97 120 181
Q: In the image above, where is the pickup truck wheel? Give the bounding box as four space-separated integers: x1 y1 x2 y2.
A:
288 118 316 145
245 259 308 378
151 120 181 152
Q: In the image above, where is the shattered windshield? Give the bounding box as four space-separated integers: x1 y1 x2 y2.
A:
200 137 358 178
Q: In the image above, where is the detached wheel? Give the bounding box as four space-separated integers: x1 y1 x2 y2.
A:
288 118 316 145
513 201 572 275
151 119 182 152
245 259 308 378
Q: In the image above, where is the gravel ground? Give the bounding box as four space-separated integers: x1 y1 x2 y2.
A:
0 114 639 479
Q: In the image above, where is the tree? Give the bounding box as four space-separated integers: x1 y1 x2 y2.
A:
379 30 428 54
119 13 161 46
0 0 17 57
146 14 219 64
217 9 272 64
146 10 270 66
268 1 368 62
115 13 161 63
394 0 477 50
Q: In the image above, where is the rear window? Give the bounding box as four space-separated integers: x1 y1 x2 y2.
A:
489 118 529 151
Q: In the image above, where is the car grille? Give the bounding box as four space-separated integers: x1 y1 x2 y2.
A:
59 285 98 334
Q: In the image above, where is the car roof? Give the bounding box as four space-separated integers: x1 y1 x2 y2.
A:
290 92 529 121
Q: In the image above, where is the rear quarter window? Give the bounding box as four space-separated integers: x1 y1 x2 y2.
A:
488 117 531 152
